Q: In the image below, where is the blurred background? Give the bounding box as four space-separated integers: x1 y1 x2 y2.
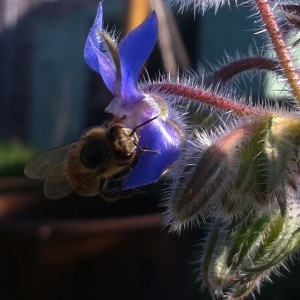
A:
0 0 299 299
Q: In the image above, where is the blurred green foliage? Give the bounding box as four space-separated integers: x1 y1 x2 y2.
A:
0 141 37 176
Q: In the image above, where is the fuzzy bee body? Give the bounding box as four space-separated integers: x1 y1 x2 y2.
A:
24 120 139 200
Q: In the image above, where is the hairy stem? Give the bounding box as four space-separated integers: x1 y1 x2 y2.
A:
256 0 300 103
205 57 281 87
149 83 263 116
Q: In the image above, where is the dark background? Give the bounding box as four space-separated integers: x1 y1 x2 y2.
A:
0 0 298 299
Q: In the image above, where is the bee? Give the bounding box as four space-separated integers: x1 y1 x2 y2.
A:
24 116 157 200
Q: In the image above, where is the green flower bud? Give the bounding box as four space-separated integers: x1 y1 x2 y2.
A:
165 117 266 231
200 183 300 299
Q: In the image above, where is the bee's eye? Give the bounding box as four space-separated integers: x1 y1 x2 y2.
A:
80 139 107 168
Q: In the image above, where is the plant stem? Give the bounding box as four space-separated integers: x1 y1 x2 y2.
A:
256 0 300 103
149 83 263 116
205 57 280 87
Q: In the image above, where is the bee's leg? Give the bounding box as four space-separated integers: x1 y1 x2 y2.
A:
99 166 145 202
98 178 106 192
100 188 143 203
98 177 118 202
113 153 140 179
111 166 132 180
99 176 144 202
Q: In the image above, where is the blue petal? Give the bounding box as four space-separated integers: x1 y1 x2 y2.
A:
119 11 158 102
122 119 182 189
84 2 117 95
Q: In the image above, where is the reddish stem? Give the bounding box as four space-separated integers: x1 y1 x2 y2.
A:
256 0 300 103
149 83 263 116
205 57 280 87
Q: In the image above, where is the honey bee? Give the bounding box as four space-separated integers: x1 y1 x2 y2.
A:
24 116 157 200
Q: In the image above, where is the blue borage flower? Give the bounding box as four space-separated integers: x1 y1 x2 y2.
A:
84 2 184 189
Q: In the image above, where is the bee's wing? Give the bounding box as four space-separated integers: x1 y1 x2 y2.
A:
74 175 102 197
43 163 73 199
24 144 74 179
24 144 75 200
25 143 107 199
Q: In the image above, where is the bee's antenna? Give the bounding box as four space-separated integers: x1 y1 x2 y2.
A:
130 115 159 136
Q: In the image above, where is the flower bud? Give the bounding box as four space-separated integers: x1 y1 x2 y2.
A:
200 182 300 299
164 118 266 231
221 113 300 217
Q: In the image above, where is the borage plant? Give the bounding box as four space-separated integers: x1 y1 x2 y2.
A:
79 0 300 299
26 0 300 299
158 0 300 299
